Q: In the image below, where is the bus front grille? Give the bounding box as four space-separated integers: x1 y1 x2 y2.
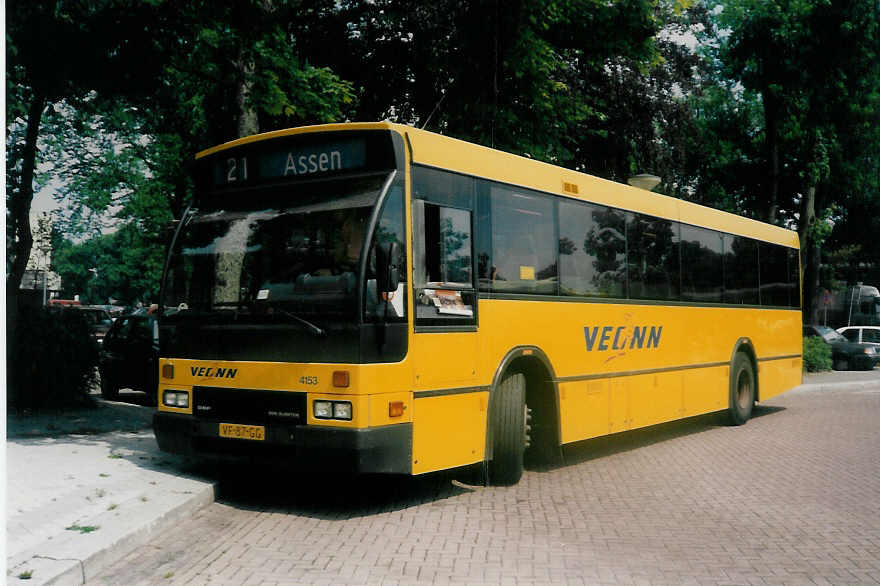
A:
192 387 307 425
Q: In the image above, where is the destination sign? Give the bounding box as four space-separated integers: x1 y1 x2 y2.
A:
198 131 397 192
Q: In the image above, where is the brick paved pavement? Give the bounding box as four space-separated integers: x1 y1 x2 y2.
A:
89 384 880 585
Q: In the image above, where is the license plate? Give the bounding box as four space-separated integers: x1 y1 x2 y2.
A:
218 423 265 441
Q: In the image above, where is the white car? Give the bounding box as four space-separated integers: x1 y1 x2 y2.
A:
836 326 880 348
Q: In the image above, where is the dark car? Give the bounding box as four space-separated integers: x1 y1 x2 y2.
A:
79 307 114 344
803 324 879 371
99 314 159 404
49 305 114 344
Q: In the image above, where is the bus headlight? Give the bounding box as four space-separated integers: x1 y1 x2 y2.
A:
163 390 190 408
314 400 333 419
332 402 353 420
313 400 352 421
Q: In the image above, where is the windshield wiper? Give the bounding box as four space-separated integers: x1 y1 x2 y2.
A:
272 308 326 336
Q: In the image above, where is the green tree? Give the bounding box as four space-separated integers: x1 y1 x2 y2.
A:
6 0 166 386
32 0 358 308
51 223 167 305
299 0 658 166
720 0 880 321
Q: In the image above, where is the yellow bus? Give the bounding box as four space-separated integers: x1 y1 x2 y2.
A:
153 122 802 484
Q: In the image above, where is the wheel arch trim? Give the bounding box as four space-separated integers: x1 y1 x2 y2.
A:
485 346 560 461
730 337 759 401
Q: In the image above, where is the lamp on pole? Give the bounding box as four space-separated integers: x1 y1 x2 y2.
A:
627 174 661 192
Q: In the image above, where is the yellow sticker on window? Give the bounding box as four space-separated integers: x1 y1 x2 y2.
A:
519 266 536 280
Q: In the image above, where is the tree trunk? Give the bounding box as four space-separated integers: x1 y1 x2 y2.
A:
798 183 818 324
235 52 259 138
7 91 46 393
762 87 780 224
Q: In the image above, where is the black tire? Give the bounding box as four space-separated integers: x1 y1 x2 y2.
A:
488 372 527 485
833 356 849 371
728 353 755 426
100 372 119 401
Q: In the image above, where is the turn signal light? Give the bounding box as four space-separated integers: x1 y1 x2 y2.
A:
389 401 406 418
162 364 174 379
333 370 350 388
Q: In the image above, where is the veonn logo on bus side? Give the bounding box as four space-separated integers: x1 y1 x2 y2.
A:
190 366 238 379
584 325 662 352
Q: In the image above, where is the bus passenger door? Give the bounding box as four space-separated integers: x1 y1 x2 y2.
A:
410 193 483 474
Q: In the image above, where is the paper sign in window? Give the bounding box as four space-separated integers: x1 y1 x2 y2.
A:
520 266 536 280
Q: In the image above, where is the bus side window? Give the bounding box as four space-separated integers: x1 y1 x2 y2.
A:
558 199 624 299
413 199 475 325
626 213 680 302
723 234 759 305
681 225 723 303
759 243 788 307
489 186 557 295
411 166 476 327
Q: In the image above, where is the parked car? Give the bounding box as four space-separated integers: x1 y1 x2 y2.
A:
48 305 113 344
803 324 879 370
79 307 114 344
91 304 130 319
98 313 159 404
836 325 880 349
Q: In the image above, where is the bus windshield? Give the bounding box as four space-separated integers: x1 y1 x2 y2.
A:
162 174 388 326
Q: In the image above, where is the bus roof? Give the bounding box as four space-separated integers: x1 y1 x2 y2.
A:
196 121 799 249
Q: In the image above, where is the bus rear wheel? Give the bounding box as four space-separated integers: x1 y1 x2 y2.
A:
728 353 755 425
489 372 527 486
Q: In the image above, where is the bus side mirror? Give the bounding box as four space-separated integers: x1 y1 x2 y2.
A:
376 241 401 300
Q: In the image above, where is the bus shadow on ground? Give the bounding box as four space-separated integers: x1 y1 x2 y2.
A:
202 405 785 518
553 404 786 471
207 463 477 519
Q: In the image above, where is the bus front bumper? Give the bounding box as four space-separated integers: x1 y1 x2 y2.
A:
153 412 412 475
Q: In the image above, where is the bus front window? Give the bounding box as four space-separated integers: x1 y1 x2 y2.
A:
163 175 387 325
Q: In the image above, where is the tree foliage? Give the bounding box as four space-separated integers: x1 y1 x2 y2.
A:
7 0 880 327
719 0 880 319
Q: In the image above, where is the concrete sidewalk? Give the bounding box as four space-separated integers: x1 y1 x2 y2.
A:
7 398 215 586
6 372 878 585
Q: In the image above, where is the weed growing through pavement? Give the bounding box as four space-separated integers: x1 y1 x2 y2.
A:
65 524 100 534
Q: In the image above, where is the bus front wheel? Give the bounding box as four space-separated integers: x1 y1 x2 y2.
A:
100 373 119 401
488 371 527 486
728 353 755 425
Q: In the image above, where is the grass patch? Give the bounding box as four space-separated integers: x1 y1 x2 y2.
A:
65 524 100 534
17 569 33 579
